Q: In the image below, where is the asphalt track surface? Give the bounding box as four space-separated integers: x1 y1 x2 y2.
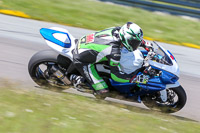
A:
0 14 200 122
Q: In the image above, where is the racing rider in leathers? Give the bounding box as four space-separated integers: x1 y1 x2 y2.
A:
70 22 152 98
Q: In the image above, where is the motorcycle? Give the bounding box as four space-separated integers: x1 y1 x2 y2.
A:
28 27 187 113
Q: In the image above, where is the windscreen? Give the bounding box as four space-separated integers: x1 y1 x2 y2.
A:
151 42 173 66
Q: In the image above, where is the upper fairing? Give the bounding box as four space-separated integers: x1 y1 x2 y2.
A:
149 43 180 77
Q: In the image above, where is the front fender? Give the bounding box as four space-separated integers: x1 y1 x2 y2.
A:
166 81 180 89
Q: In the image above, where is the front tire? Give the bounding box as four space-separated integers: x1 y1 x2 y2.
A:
142 85 187 113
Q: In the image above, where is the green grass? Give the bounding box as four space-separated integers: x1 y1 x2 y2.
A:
0 0 200 46
0 85 200 133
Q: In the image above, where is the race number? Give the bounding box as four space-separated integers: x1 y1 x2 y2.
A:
86 33 95 43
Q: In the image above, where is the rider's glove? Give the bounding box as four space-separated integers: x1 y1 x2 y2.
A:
143 66 156 76
141 40 153 52
148 51 156 58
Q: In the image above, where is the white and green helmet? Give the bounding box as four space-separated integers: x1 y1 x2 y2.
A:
119 22 143 52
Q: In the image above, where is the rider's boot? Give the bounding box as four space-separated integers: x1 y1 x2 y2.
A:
70 74 109 98
70 74 93 93
70 74 85 91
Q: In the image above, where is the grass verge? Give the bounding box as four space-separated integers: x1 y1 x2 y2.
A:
0 0 199 47
0 85 200 133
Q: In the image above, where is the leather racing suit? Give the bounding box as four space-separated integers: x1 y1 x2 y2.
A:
73 27 149 91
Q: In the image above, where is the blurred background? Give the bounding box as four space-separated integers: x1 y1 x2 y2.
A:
0 0 200 133
0 0 199 46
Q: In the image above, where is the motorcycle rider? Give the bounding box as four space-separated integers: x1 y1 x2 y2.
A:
70 22 152 98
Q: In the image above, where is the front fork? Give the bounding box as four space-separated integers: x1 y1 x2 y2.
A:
160 81 180 102
160 90 167 102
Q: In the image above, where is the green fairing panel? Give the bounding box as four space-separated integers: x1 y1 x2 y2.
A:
95 27 115 37
110 60 119 66
98 56 108 62
110 60 130 83
79 27 115 53
90 64 103 81
80 43 110 53
92 81 108 90
111 73 130 83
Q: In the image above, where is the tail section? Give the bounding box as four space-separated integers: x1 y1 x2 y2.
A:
40 28 72 48
40 27 76 59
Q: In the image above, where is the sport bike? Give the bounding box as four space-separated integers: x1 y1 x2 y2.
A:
28 27 187 113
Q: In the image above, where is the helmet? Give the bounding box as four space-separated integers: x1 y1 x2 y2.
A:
119 22 143 52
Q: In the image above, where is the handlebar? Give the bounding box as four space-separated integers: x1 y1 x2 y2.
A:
144 51 170 66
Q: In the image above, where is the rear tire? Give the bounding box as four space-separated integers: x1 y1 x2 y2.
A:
28 50 71 91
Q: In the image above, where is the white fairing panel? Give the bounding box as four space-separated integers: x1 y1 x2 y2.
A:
45 27 76 60
166 81 180 89
96 64 110 74
120 47 144 74
53 33 71 44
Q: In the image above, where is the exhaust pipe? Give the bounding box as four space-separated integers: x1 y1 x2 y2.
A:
51 65 71 85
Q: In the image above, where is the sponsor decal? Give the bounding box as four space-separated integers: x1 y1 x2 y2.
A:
62 49 70 53
86 33 95 43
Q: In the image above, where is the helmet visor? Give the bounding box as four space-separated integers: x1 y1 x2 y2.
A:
127 38 142 51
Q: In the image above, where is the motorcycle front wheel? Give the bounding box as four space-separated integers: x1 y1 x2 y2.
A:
141 85 187 113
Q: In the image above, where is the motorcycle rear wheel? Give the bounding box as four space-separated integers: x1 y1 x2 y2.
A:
141 85 187 113
28 50 71 91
